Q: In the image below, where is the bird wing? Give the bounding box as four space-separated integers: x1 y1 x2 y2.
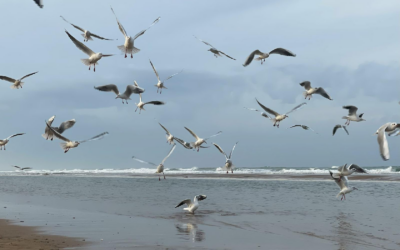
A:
242 50 262 67
184 127 200 140
45 121 70 142
244 107 260 112
289 125 302 129
90 33 114 40
20 71 38 80
57 119 76 134
79 132 109 143
212 143 227 159
315 87 332 100
204 131 222 141
343 105 358 116
219 51 236 60
299 81 311 90
193 35 214 48
0 76 16 83
110 7 128 37
133 81 139 87
60 16 85 32
94 84 120 95
164 70 183 82
5 133 25 140
143 101 165 106
228 142 238 159
174 137 192 149
349 164 367 173
13 166 21 169
268 48 296 57
132 156 157 166
149 60 160 82
333 125 340 136
47 115 56 125
337 163 347 173
255 99 279 116
123 85 144 98
21 167 32 170
161 145 176 164
329 171 347 190
65 30 95 56
285 102 307 115
159 123 171 136
377 123 390 161
175 199 192 208
342 126 349 135
132 17 160 41
197 195 207 201
34 0 43 8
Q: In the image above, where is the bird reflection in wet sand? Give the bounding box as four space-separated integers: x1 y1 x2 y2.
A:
334 212 354 250
175 223 205 242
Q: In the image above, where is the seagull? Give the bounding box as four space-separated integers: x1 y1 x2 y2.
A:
111 7 160 58
13 166 31 171
0 133 25 150
159 123 175 145
288 125 318 133
33 0 43 8
342 106 365 125
65 30 113 72
135 94 165 114
213 142 238 174
61 16 114 42
375 122 400 137
132 145 176 181
174 137 209 150
333 125 349 136
331 163 367 181
243 48 296 67
194 36 235 60
376 122 399 161
0 72 38 89
329 171 358 201
299 81 332 100
45 121 108 153
175 195 207 214
43 116 76 140
149 60 182 94
184 127 222 152
244 107 272 119
94 82 144 104
255 99 307 128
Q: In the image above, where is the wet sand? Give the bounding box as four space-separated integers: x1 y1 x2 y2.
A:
0 219 86 250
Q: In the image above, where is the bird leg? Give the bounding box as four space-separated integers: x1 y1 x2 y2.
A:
197 148 199 152
273 122 276 126
159 176 160 181
88 65 91 70
126 100 128 104
135 107 138 112
226 171 228 174
93 64 96 72
131 53 133 58
231 170 233 174
341 195 344 201
125 49 127 58
163 172 166 179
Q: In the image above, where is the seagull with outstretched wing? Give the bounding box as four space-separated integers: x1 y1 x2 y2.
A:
194 36 236 60
0 71 38 89
299 81 332 100
61 16 115 42
243 48 296 67
43 116 76 141
149 59 182 94
213 142 238 174
94 81 144 104
175 195 207 214
184 127 222 152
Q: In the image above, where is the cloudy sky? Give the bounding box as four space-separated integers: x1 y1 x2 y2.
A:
0 0 398 170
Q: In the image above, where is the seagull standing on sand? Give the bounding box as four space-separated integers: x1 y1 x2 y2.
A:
0 133 25 150
376 122 399 161
184 127 222 152
299 81 332 100
61 16 114 42
331 163 367 181
65 30 113 72
0 72 38 89
45 121 108 153
175 195 207 214
135 94 165 114
329 171 358 201
342 106 365 125
194 36 236 60
94 82 144 104
255 99 306 128
111 7 160 58
288 125 318 133
159 123 175 145
213 142 238 174
132 145 176 181
242 48 296 66
43 116 76 140
13 166 31 171
149 60 182 94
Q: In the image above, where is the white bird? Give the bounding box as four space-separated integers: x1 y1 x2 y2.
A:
132 145 176 181
174 137 209 150
288 125 318 133
111 7 160 58
149 60 182 94
42 116 76 141
376 122 399 161
375 122 400 137
342 106 365 125
135 94 165 114
194 36 236 60
159 123 175 145
0 72 38 89
94 82 144 104
0 133 25 150
299 81 332 100
333 125 349 136
61 16 114 42
184 127 222 152
175 195 207 214
255 99 307 128
33 0 43 8
329 171 358 201
45 121 108 153
65 30 113 72
244 107 272 120
213 142 238 174
243 48 296 67
331 163 367 181
13 166 31 171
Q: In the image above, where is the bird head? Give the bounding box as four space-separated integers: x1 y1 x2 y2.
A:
284 115 289 118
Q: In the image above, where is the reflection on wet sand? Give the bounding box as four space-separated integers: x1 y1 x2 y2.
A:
175 223 205 242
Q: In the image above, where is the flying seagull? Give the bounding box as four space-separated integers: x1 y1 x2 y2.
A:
0 72 38 89
333 125 349 136
159 123 175 145
45 121 108 153
174 137 209 150
375 122 400 137
94 82 144 104
175 195 207 214
299 81 332 100
331 163 367 181
111 7 160 58
132 145 176 181
61 16 114 42
149 60 182 94
288 125 318 134
135 94 165 114
194 36 236 60
0 133 25 150
13 166 31 171
255 99 306 128
243 48 296 67
342 106 365 125
65 30 113 72
376 122 399 161
43 116 76 140
33 0 43 8
184 127 222 152
329 171 358 201
213 142 238 174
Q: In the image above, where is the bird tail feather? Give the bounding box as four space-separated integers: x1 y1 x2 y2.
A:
254 57 262 61
302 91 308 98
60 143 68 150
81 59 91 66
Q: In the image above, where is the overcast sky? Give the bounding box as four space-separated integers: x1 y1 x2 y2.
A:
0 0 399 170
